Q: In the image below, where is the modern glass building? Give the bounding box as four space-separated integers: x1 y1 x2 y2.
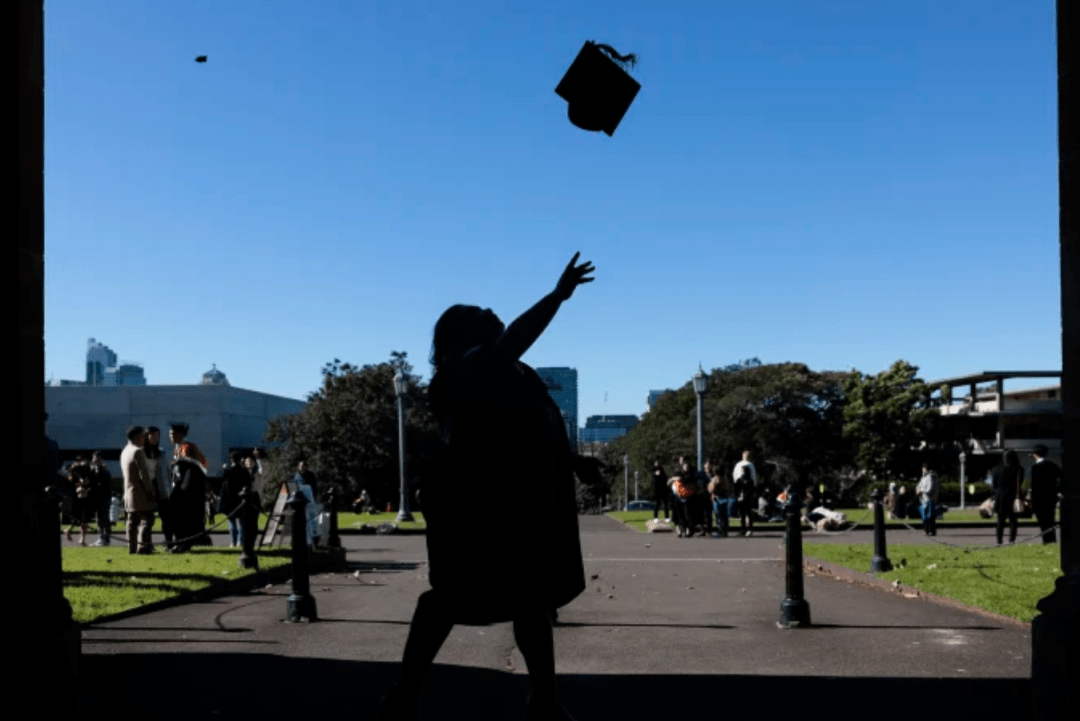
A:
535 367 579 452
579 414 640 445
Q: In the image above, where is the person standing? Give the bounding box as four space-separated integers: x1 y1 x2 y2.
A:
219 451 251 548
121 426 156 554
1029 444 1063 544
915 464 939 536
65 459 92 546
650 458 670 521
143 427 172 546
88 452 113 546
732 450 757 537
168 422 209 552
707 461 729 536
380 252 592 721
292 459 324 548
991 450 1025 545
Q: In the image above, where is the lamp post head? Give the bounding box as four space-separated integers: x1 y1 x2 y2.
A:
393 371 406 397
692 365 708 395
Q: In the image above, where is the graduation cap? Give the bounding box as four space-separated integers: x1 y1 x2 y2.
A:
195 55 207 63
555 41 640 136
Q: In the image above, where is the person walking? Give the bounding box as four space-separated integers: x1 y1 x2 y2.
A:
121 426 156 554
650 458 670 521
65 459 92 546
380 252 593 721
88 452 113 546
990 450 1025 545
732 450 757 537
915 464 940 536
1029 444 1062 544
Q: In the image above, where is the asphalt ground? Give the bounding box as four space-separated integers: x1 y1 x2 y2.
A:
74 515 1035 720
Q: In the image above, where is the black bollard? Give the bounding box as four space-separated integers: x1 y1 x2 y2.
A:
326 486 341 549
285 489 317 622
870 487 893 573
778 480 811 628
238 490 259 570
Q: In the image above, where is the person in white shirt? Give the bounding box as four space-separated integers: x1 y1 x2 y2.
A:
732 450 757 536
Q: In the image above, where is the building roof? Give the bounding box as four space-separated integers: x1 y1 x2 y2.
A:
929 371 1061 387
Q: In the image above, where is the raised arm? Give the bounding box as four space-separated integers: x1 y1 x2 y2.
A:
494 252 595 362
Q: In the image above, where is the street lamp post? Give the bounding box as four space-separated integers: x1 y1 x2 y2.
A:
634 470 639 502
624 454 630 511
959 451 967 510
693 366 708 474
393 371 414 522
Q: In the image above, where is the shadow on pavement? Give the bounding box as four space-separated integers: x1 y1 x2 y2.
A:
79 653 1030 720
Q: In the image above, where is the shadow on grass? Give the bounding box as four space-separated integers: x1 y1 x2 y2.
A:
78 654 1031 719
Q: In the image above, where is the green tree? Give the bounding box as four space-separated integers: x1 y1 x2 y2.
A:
263 351 442 510
842 360 940 483
611 360 853 495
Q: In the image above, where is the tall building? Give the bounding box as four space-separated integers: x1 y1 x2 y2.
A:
579 414 639 445
647 389 674 413
535 367 579 452
86 338 117 385
102 362 147 386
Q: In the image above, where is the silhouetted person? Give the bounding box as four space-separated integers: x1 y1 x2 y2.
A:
1029 444 1062 544
991 450 1024 545
650 458 670 521
379 253 595 721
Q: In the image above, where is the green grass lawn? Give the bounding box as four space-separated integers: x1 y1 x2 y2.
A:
606 506 1057 533
803 542 1062 623
62 546 294 624
64 510 429 535
338 511 426 530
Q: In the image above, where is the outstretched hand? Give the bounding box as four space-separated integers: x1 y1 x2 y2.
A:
554 252 596 301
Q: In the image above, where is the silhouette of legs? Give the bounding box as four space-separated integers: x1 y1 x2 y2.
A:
513 601 556 704
396 590 454 699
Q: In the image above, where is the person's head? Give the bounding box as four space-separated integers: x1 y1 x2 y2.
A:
169 423 188 443
127 425 146 446
297 459 308 473
243 456 255 471
147 426 160 445
229 450 244 466
742 450 751 461
430 304 505 370
252 448 261 459
922 464 931 474
74 455 86 466
1003 450 1019 467
1032 444 1049 460
653 458 662 468
91 451 103 465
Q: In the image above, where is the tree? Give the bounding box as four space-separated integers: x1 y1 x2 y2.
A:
263 352 442 510
611 360 853 496
842 360 940 484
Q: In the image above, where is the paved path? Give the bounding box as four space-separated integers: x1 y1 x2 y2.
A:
76 516 1033 719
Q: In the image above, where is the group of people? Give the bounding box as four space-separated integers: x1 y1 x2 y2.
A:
649 450 761 538
49 419 268 554
884 445 1064 545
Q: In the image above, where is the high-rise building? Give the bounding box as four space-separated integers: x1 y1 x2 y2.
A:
86 338 117 385
535 367 578 452
102 362 147 386
647 389 674 413
579 414 639 445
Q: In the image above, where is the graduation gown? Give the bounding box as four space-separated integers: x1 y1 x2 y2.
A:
423 343 586 625
171 442 209 545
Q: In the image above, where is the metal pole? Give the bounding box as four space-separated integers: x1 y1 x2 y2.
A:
285 489 317 622
778 478 811 628
870 487 892 573
634 470 639 502
623 455 629 511
696 391 704 474
960 452 966 510
396 389 414 522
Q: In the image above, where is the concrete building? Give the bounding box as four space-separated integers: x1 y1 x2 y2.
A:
535 367 579 452
932 370 1063 478
46 379 306 479
580 414 640 445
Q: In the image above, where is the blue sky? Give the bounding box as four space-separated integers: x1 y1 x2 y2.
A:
45 0 1062 420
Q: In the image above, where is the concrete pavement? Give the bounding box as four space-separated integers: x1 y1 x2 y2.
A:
75 515 1034 719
